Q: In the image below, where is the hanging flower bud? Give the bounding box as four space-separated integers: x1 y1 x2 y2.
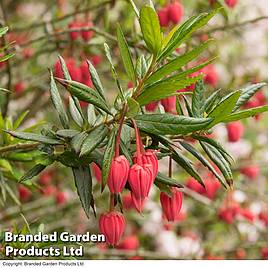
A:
240 165 259 180
18 185 32 202
128 163 154 198
167 1 184 24
108 155 130 194
226 121 244 142
81 21 94 41
68 21 81 40
160 187 183 221
225 0 238 8
14 82 26 94
157 8 169 27
116 235 140 251
99 211 125 246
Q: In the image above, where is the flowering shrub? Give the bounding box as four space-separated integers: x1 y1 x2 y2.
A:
1 0 268 260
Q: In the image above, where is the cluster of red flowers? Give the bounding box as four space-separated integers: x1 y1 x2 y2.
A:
157 1 184 27
18 169 67 205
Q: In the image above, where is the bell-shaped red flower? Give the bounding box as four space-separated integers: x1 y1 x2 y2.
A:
131 192 145 213
116 235 140 250
167 1 184 24
226 122 244 142
99 211 125 246
160 187 183 221
108 155 130 194
92 163 102 182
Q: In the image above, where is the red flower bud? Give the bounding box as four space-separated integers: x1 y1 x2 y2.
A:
240 165 259 180
161 96 176 114
81 21 94 41
157 8 169 27
239 208 254 223
203 178 220 200
108 155 130 194
259 212 268 226
55 191 67 204
68 21 81 40
226 121 244 142
14 82 26 94
186 177 204 194
235 248 246 260
225 0 238 8
160 187 183 221
99 211 125 246
202 64 218 87
116 235 139 250
92 163 102 182
91 55 102 66
38 170 52 185
167 1 184 24
18 185 32 202
218 203 240 224
261 247 268 259
42 185 57 196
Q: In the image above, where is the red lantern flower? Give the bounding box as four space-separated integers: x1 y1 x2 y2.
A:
167 1 184 24
226 121 244 142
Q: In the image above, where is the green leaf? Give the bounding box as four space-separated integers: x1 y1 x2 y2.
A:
202 88 221 114
69 96 84 127
155 172 183 188
72 166 93 218
80 125 108 156
179 141 227 188
134 113 213 136
0 53 14 62
87 60 106 101
71 131 88 153
14 110 29 130
176 96 184 115
200 141 232 182
127 98 140 117
19 164 47 182
139 6 162 55
58 55 71 80
137 75 203 106
0 26 8 37
192 80 206 118
127 0 139 17
182 95 194 117
87 104 96 126
135 55 148 80
6 131 62 145
117 24 136 82
172 150 205 187
223 105 268 122
56 129 80 138
101 128 117 191
233 83 266 111
147 40 213 84
56 79 111 115
50 71 69 129
207 90 241 127
159 8 220 60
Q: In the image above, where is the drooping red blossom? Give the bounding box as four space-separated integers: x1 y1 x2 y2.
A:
240 165 260 180
261 247 268 259
99 211 125 246
81 21 94 41
38 170 52 185
90 55 102 66
157 8 169 27
108 155 130 194
186 177 204 194
203 178 221 200
202 64 219 87
68 21 81 40
145 101 159 112
226 121 244 142
239 208 255 223
55 191 67 204
42 185 57 196
160 187 183 222
18 185 32 202
161 96 176 114
235 248 246 260
116 235 140 250
131 192 146 213
92 162 102 182
225 0 238 8
167 1 184 24
218 203 240 224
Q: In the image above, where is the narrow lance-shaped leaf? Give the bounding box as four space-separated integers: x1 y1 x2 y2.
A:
102 128 117 191
80 124 108 156
134 113 213 136
71 131 88 154
117 24 136 83
155 172 183 188
147 40 214 84
19 164 47 182
87 104 96 126
139 6 162 55
201 88 221 114
87 60 106 101
72 166 93 219
50 71 69 129
192 80 206 118
233 83 266 111
6 130 62 145
69 96 84 127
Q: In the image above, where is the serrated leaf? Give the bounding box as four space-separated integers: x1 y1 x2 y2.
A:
223 105 268 122
134 113 212 136
117 24 136 82
207 90 241 127
179 141 227 188
80 125 108 156
6 131 62 145
69 97 84 127
200 141 232 182
147 40 213 84
192 80 206 118
137 75 203 106
19 164 47 182
102 128 117 191
233 83 266 111
72 166 92 218
159 8 220 60
56 78 111 115
139 6 162 55
87 60 106 101
50 71 69 129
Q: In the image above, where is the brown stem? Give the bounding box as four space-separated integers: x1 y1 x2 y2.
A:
109 193 115 211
